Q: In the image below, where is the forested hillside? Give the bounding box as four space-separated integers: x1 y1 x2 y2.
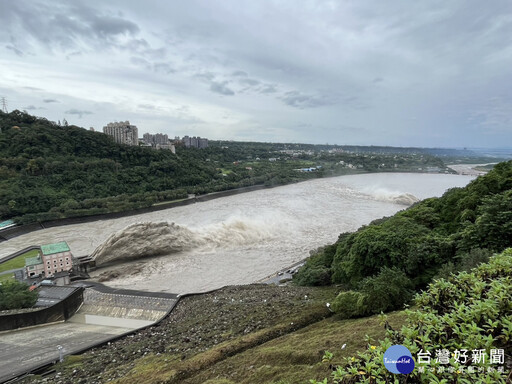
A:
295 161 512 315
0 110 219 222
0 110 453 225
0 110 318 223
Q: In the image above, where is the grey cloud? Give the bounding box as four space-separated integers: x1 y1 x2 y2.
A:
2 1 511 147
50 6 139 42
343 96 368 109
470 97 512 131
259 84 278 94
6 45 23 56
194 71 216 82
232 70 248 77
138 104 155 110
153 62 175 74
210 81 235 96
43 99 59 103
23 105 37 110
66 51 82 60
88 13 139 38
131 56 151 69
130 57 174 73
125 38 150 51
280 91 335 109
239 78 260 86
65 109 93 118
4 1 140 52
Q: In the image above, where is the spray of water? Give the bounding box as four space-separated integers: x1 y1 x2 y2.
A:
358 187 420 206
91 218 276 266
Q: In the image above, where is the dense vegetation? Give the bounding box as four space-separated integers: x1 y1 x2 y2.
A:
0 111 316 223
295 161 512 315
0 280 38 310
0 110 450 224
312 248 512 383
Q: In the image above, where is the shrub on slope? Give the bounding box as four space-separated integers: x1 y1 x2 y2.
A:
311 248 512 384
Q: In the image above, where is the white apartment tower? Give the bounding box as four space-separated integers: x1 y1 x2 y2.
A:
103 121 139 146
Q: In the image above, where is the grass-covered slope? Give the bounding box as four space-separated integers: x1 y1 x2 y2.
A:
295 160 512 293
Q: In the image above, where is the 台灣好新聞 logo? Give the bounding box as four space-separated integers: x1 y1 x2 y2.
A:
383 345 415 374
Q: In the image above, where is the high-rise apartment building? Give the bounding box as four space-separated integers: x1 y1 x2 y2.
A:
183 135 208 149
143 133 169 146
103 121 139 146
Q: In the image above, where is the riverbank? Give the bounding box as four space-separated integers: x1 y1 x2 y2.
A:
447 163 494 176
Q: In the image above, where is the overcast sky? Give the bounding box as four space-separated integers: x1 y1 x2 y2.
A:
0 0 511 147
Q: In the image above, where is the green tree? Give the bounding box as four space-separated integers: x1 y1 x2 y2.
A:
0 280 38 310
459 190 512 252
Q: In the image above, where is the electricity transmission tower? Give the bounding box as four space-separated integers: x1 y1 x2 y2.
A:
1 97 7 113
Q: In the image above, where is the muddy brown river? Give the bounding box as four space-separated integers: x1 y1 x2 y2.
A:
1 173 474 294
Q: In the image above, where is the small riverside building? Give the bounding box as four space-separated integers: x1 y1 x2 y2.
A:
25 255 45 278
25 241 74 278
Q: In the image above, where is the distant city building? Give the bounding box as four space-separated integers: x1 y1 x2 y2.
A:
182 135 209 149
142 132 175 153
103 121 139 146
25 241 74 278
143 132 169 146
89 127 95 132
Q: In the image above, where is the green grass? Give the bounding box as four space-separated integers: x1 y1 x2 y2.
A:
99 309 406 384
181 311 407 384
0 273 15 283
220 168 234 175
0 249 39 273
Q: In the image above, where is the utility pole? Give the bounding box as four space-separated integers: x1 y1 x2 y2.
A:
1 97 8 113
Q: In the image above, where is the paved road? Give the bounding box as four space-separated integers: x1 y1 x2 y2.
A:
0 267 23 277
0 321 132 383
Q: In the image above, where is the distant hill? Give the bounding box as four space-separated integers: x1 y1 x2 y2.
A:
0 110 219 223
2 110 502 225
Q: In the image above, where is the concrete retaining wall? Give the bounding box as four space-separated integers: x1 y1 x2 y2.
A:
0 287 84 332
0 223 44 242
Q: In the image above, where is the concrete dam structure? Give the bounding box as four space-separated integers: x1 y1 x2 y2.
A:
0 285 178 383
70 288 176 328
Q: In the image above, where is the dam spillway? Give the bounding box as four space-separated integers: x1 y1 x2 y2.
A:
69 287 177 327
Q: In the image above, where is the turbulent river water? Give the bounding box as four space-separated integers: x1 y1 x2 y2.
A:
2 173 474 294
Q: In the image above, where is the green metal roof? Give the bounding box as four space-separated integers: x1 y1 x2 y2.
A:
41 241 70 255
0 219 14 229
25 256 42 267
